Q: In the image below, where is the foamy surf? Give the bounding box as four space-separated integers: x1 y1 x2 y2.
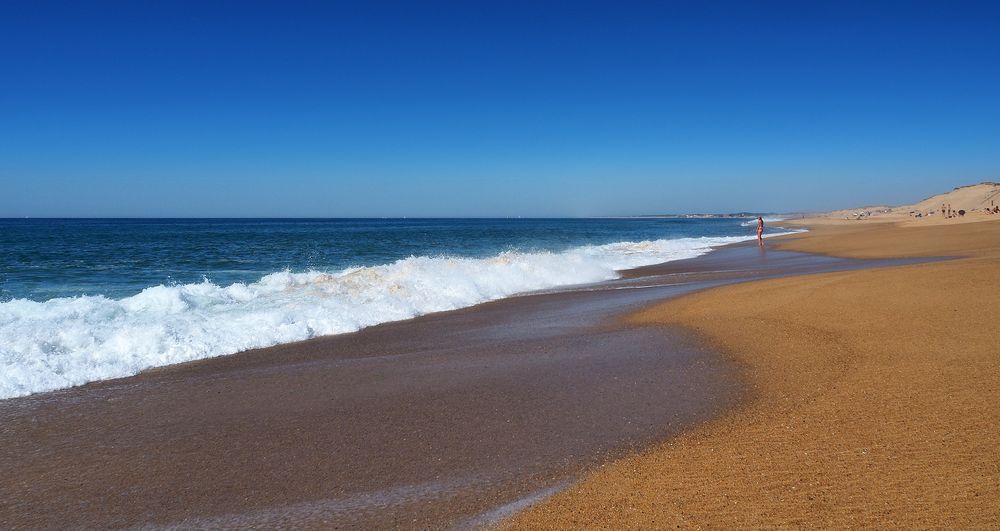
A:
0 233 796 399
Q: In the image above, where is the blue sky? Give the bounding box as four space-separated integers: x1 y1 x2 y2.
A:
1 1 998 217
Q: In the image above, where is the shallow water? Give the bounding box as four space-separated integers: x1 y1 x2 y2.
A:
0 218 794 399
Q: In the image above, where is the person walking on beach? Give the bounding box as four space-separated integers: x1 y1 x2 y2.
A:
756 216 764 244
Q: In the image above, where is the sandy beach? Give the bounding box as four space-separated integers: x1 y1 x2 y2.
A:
3 214 996 528
0 238 923 528
510 216 1000 528
2 216 997 528
0 245 820 527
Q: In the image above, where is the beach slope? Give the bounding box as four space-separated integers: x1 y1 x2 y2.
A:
510 218 1000 528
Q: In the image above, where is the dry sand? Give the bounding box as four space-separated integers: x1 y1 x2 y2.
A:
822 181 1000 221
509 217 1000 528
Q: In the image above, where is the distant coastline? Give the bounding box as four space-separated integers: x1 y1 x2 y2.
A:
605 212 793 220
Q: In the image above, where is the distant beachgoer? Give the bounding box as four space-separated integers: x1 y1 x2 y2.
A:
756 216 764 244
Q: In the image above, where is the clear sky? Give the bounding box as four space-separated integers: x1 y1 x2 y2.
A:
2 1 998 217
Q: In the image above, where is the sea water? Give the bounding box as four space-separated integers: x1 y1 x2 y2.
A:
0 218 791 399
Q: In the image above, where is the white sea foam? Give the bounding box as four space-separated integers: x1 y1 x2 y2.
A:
0 233 794 399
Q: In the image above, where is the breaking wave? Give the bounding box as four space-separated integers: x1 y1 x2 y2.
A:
0 234 789 399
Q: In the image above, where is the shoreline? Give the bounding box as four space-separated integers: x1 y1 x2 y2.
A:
509 217 1000 528
0 240 913 528
0 228 793 402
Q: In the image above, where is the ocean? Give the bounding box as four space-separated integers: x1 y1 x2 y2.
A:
0 217 792 399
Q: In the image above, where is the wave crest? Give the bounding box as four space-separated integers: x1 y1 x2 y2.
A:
0 234 784 399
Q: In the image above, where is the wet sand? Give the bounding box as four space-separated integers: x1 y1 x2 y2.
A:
0 244 918 529
510 219 1000 528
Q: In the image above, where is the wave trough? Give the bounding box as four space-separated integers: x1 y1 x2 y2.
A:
0 234 785 399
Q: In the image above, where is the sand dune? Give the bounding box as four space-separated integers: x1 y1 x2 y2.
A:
822 182 1000 222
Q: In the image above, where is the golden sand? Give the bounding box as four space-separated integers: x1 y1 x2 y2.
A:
823 182 1000 221
509 217 1000 528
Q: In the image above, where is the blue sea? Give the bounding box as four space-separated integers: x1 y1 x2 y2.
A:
0 217 791 399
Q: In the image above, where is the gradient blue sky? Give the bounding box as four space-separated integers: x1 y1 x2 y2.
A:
2 1 998 217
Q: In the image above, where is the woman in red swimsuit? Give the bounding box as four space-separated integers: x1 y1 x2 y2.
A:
756 216 764 244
